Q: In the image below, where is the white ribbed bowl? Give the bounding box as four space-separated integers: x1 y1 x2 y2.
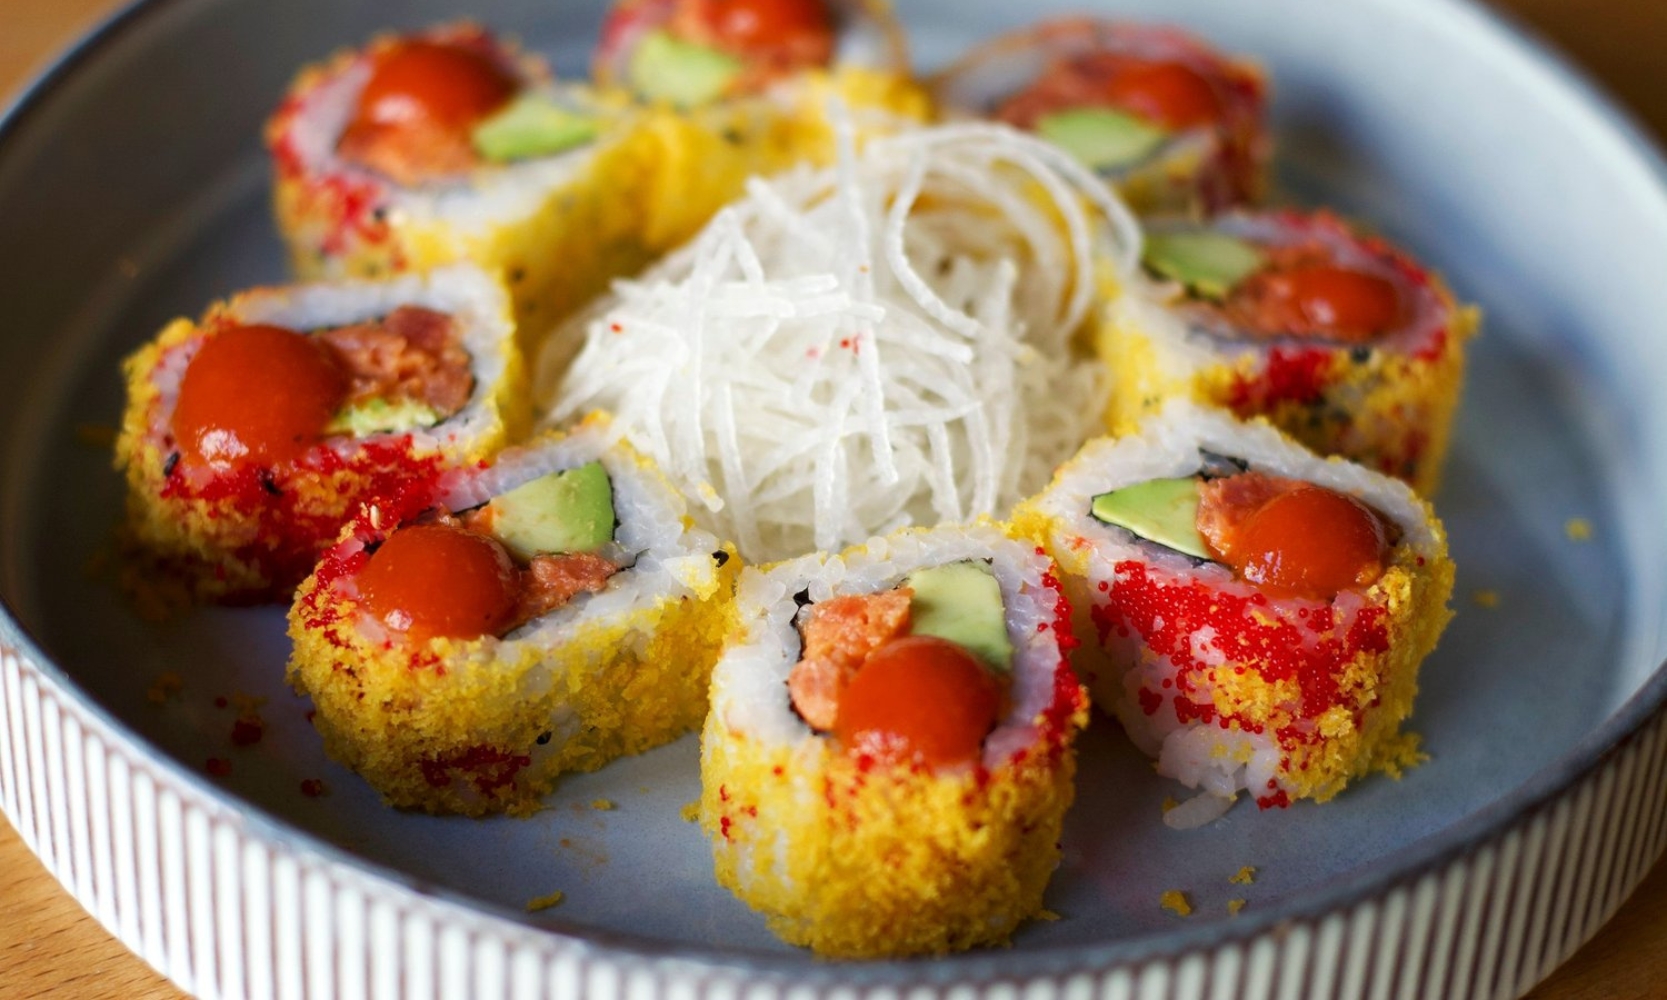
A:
3 0 1666 997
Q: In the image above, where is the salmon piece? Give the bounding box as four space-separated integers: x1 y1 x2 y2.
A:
513 552 618 625
787 589 913 732
336 117 480 188
1196 470 1301 561
320 306 474 418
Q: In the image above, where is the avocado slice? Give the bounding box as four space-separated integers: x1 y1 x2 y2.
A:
482 461 615 561
905 561 1013 673
627 30 743 107
1035 107 1169 173
1089 478 1211 560
326 397 442 437
472 94 601 163
1142 231 1266 300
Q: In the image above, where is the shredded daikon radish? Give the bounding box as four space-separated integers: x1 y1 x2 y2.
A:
538 121 1141 561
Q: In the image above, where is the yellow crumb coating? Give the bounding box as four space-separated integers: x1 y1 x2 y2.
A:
288 543 738 817
700 711 1084 958
1098 285 1479 497
630 67 930 254
113 302 525 602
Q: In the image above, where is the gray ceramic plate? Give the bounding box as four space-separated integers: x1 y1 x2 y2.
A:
4 0 1667 996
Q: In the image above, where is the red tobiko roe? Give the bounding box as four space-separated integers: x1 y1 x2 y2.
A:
357 522 519 642
171 323 348 467
349 39 517 136
833 635 1003 769
1226 485 1390 600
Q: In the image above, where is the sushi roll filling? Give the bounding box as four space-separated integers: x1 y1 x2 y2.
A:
1092 465 1396 601
1145 229 1408 345
169 306 474 477
598 0 837 105
785 561 1014 769
355 461 622 643
333 32 603 187
997 51 1227 175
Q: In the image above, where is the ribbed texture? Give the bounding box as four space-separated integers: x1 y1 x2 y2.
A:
3 637 1665 999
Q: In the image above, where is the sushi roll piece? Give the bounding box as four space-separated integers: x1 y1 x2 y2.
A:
288 415 737 816
1013 402 1453 824
266 22 665 345
929 17 1268 215
701 523 1088 957
1102 209 1479 494
592 0 930 252
114 264 526 602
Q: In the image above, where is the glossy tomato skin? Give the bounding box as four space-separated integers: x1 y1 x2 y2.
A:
172 324 348 467
1099 59 1223 130
833 635 1003 769
351 40 517 134
1228 485 1390 600
1232 263 1404 343
358 522 520 642
704 0 835 59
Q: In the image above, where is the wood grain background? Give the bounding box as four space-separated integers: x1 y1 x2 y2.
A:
3 0 1665 996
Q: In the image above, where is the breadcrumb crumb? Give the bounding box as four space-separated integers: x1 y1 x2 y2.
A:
1228 865 1256 885
1564 518 1593 542
679 800 700 822
1160 796 1179 814
1471 589 1500 608
525 891 564 912
1227 898 1246 915
1035 909 1061 922
590 798 616 811
1159 890 1192 917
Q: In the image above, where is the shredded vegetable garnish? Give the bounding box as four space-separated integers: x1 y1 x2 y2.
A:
540 120 1140 561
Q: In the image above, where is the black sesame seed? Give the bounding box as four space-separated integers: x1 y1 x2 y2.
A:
792 588 812 608
162 451 180 478
712 550 730 567
258 469 282 496
535 731 552 746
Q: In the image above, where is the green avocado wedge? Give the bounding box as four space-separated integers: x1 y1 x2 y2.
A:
627 30 743 107
1142 230 1267 300
482 461 615 561
1035 107 1169 173
472 94 602 163
1089 477 1211 560
325 397 441 437
904 560 1013 673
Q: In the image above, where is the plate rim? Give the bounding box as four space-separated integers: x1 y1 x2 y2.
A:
3 0 1667 986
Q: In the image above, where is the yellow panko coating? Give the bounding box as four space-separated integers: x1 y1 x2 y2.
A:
286 433 739 816
701 712 1083 958
290 567 736 816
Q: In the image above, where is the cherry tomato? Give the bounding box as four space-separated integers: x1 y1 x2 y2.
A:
350 40 517 135
1245 265 1403 342
833 635 1003 769
357 523 520 642
172 324 348 467
1100 59 1222 130
704 0 834 60
1227 485 1389 600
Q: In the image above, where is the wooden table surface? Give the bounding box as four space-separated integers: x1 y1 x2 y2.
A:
3 0 1666 997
